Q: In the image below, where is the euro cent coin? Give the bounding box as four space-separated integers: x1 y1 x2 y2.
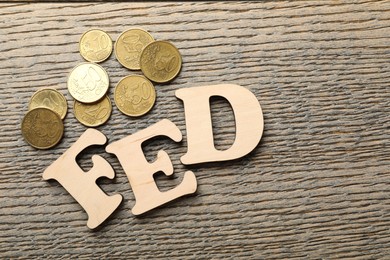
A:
67 62 109 103
115 28 154 70
114 75 156 117
140 40 182 83
28 88 68 120
79 29 113 63
21 107 64 149
74 95 112 127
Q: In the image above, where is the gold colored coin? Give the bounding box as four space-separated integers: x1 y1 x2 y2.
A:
140 40 182 83
79 29 113 63
115 29 154 70
114 75 156 117
21 108 64 149
67 62 109 103
74 95 112 127
28 88 68 120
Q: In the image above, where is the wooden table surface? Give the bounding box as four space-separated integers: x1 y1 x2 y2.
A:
1 1 389 259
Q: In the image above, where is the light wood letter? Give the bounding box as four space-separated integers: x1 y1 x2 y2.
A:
106 119 197 215
175 84 264 165
43 129 123 229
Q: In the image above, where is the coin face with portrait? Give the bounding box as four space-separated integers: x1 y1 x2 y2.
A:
114 75 156 117
79 29 113 63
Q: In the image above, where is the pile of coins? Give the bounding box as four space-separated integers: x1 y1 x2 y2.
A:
68 62 112 126
72 28 182 120
22 28 183 149
21 89 67 149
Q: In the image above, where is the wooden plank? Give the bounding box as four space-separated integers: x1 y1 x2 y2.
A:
0 1 389 258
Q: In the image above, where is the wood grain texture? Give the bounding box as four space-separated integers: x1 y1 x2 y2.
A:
0 1 389 259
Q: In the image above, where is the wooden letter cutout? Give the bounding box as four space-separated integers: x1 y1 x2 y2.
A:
43 129 123 229
175 84 264 165
106 119 197 215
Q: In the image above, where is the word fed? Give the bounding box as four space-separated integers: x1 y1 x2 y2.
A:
43 84 264 229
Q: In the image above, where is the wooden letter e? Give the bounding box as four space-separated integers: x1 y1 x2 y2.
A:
106 119 197 215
